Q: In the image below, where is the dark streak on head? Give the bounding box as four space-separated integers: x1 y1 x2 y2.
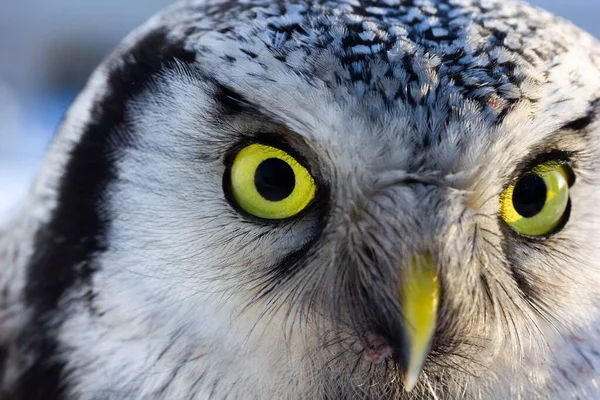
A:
497 220 541 307
250 195 330 305
214 82 250 115
7 29 196 400
508 264 538 303
561 98 600 133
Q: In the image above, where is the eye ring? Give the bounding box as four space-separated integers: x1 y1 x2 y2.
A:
226 143 317 220
500 161 573 237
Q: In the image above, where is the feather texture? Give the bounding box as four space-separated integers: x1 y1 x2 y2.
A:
1 0 599 398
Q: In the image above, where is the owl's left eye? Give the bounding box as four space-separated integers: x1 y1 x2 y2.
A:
227 143 317 220
500 161 573 237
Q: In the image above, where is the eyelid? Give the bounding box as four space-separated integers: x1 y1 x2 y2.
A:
228 131 311 163
504 151 575 191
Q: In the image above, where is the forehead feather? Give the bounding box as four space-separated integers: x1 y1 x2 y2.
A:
154 0 600 127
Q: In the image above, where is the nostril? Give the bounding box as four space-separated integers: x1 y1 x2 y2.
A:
363 332 393 364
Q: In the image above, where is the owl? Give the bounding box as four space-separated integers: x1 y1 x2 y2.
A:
1 0 600 398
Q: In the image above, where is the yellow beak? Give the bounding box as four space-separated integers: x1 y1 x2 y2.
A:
400 254 440 391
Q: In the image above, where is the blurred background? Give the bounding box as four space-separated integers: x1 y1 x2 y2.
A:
0 0 599 216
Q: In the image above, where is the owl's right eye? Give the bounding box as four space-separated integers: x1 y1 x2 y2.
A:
500 161 573 237
227 143 317 220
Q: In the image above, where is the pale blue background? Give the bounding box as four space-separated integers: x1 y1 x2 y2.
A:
0 0 599 216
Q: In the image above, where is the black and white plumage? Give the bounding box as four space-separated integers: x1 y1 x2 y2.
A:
1 0 600 398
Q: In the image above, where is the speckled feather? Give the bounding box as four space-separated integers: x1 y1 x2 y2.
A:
163 0 600 118
1 0 600 399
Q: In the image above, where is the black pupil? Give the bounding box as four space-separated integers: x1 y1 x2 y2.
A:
255 158 296 201
512 173 547 218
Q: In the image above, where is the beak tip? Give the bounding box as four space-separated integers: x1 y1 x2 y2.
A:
403 372 419 392
402 357 425 392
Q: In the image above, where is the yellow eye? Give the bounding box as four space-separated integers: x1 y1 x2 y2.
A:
228 143 317 220
500 161 572 237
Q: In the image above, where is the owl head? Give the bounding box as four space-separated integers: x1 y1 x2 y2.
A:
7 0 600 399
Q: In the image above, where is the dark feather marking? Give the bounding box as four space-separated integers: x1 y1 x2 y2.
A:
208 377 222 398
154 327 185 363
0 346 7 387
214 83 250 115
508 265 537 303
6 29 196 400
155 363 185 397
560 98 600 132
187 371 208 400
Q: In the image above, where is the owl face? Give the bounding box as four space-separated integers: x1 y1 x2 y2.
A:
28 0 600 399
